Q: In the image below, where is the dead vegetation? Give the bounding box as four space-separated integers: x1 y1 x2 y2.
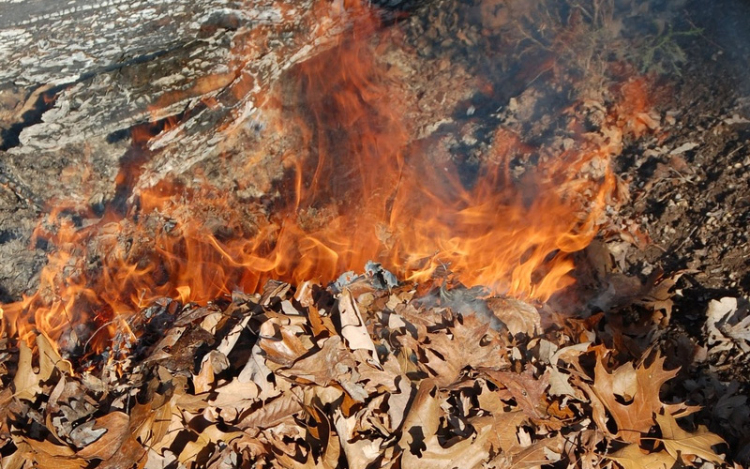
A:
0 268 743 468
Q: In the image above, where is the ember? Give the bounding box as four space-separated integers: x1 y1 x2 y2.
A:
0 0 747 467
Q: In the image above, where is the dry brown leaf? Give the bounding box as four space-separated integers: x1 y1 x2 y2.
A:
259 319 311 367
473 411 527 455
130 398 173 449
486 297 541 336
238 343 282 400
589 350 678 443
193 350 229 393
386 375 414 432
547 367 581 399
421 314 508 386
307 405 340 469
308 304 336 338
208 377 260 411
655 413 726 465
355 351 402 395
636 271 690 325
215 314 253 357
398 379 495 469
338 289 381 367
607 444 675 469
13 341 41 401
144 325 187 363
177 424 245 466
24 436 88 469
276 451 330 469
481 367 549 420
238 393 304 432
334 407 384 469
1 440 31 469
69 420 107 449
76 412 130 460
490 434 564 469
37 333 73 379
282 335 356 386
96 436 147 469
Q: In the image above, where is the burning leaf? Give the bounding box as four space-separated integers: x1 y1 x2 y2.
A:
12 341 41 402
655 412 725 465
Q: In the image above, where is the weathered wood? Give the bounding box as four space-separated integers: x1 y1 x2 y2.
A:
0 0 478 301
0 0 321 298
0 0 228 87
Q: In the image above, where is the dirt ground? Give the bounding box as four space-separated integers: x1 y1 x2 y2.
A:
613 0 750 382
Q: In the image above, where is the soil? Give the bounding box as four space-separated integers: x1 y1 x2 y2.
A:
613 0 750 384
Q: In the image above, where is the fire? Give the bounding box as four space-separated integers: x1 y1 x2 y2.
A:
0 2 650 360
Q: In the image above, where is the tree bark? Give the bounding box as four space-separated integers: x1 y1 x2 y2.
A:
0 0 351 299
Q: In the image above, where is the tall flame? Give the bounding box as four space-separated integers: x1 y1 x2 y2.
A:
0 3 650 357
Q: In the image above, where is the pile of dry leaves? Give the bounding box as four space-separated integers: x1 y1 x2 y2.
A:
0 268 736 468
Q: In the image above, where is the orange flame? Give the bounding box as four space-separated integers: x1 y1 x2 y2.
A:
0 3 651 359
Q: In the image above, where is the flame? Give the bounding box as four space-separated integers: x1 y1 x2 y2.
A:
0 2 653 360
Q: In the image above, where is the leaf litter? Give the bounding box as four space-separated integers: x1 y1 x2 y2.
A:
0 270 738 469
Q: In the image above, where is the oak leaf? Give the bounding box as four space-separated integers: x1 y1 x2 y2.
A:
259 319 311 367
23 437 88 469
589 350 678 443
398 379 498 469
480 367 549 420
14 334 72 401
337 289 381 368
76 412 130 460
420 313 509 386
489 434 564 469
282 335 356 386
485 296 541 336
655 412 725 465
177 424 244 466
607 444 675 469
